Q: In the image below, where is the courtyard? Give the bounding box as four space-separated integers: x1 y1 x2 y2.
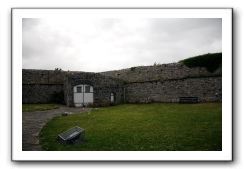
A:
22 104 90 150
22 103 222 151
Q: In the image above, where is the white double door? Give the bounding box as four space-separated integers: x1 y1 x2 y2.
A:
73 84 93 107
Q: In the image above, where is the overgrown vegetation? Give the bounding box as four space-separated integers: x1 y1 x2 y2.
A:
130 67 136 71
40 103 222 151
22 104 59 112
153 62 160 66
180 53 222 72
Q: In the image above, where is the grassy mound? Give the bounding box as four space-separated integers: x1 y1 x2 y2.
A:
40 103 222 151
180 53 222 72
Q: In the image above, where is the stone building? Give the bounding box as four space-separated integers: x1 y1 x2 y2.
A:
64 72 125 107
22 62 222 107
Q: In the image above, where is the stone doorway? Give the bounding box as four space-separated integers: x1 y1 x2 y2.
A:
73 84 93 107
110 92 115 103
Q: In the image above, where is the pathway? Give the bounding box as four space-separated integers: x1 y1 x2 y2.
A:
22 106 90 151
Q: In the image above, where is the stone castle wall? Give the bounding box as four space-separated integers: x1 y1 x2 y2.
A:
22 69 66 84
22 69 66 103
64 72 125 107
125 76 222 103
22 84 64 104
22 69 125 105
101 63 222 103
100 63 221 83
22 62 222 105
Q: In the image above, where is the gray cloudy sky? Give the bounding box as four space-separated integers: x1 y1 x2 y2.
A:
22 18 222 72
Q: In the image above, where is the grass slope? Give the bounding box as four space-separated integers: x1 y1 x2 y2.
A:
180 53 222 72
23 104 59 112
40 103 222 151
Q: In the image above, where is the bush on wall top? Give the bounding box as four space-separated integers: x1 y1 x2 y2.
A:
180 53 222 73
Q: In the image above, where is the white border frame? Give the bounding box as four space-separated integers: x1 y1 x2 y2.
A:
12 8 232 161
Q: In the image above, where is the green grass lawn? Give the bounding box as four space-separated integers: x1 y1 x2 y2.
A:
22 104 59 112
40 103 222 151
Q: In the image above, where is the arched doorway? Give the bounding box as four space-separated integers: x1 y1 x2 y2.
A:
73 84 93 107
110 92 115 104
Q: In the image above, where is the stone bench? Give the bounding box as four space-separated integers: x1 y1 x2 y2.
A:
179 97 198 103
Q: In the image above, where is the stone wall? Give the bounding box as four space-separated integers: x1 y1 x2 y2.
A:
23 62 222 105
22 84 64 104
101 63 222 103
22 69 66 104
101 63 221 83
64 72 125 107
125 76 222 103
22 69 66 84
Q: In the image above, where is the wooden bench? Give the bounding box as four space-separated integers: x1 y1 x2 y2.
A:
179 97 198 103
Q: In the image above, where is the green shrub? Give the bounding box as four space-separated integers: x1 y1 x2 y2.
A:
180 53 222 72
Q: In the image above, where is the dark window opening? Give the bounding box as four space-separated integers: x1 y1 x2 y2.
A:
85 86 91 93
77 86 82 93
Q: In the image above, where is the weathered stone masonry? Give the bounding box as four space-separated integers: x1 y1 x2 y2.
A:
101 63 222 103
125 77 221 103
22 69 65 103
64 72 125 107
22 62 222 106
22 69 125 106
22 84 64 104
